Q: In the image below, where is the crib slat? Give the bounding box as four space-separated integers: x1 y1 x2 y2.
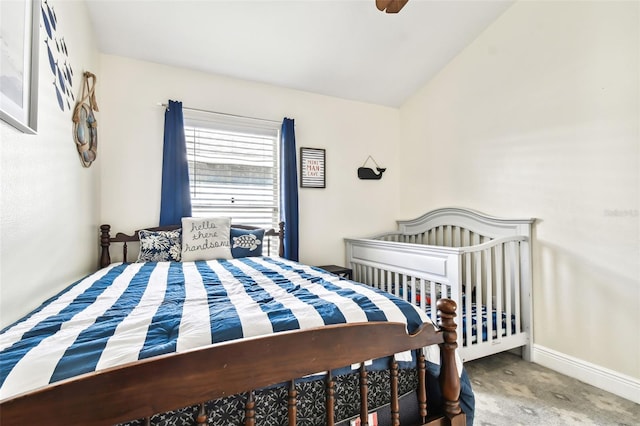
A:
514 242 522 333
429 281 437 324
370 266 375 287
495 244 504 341
410 276 416 306
505 242 514 337
372 266 379 289
419 279 426 311
402 275 408 307
463 253 473 350
485 247 493 343
453 226 461 247
475 249 483 347
391 271 396 295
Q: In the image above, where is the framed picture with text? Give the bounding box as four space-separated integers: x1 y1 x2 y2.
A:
300 147 326 188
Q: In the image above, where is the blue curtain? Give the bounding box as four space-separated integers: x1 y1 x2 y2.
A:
280 118 299 261
159 100 192 226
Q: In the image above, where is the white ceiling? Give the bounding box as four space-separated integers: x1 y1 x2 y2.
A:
85 0 514 108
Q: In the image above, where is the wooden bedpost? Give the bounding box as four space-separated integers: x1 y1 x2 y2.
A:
390 357 400 426
437 298 465 425
278 221 285 257
100 224 112 269
326 372 335 426
196 403 207 425
288 380 297 426
417 349 427 421
245 391 256 426
359 363 369 426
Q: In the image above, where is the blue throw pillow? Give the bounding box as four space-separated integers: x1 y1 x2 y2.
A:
230 228 265 258
137 229 182 262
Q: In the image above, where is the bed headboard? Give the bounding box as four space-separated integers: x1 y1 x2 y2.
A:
398 207 533 236
100 222 285 268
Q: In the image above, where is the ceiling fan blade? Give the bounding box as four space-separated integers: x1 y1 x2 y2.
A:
376 0 409 13
376 0 391 11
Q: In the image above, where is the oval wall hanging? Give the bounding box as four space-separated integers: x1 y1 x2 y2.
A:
72 71 99 167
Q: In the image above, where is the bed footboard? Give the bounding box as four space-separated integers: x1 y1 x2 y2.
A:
0 300 464 426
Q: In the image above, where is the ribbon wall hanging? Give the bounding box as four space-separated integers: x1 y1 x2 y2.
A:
357 155 386 180
72 71 99 167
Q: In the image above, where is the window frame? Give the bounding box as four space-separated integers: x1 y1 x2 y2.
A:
183 110 281 230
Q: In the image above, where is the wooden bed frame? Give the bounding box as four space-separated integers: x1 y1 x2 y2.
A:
100 222 286 268
0 223 466 426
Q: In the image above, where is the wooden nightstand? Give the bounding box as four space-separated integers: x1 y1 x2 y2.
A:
317 264 353 280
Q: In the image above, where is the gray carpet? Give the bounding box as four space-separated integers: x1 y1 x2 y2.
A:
464 352 640 426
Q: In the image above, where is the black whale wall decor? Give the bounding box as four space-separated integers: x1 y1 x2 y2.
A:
358 156 386 180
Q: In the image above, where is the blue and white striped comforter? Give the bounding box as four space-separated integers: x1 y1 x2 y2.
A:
0 257 438 401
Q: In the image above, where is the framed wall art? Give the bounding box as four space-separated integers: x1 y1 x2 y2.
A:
0 0 39 134
300 147 326 188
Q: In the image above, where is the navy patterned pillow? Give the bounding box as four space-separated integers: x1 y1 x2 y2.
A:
230 228 264 258
136 229 182 262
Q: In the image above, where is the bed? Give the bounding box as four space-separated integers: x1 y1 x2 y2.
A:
345 207 534 362
0 219 471 426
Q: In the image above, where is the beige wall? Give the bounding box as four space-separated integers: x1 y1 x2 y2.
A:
98 55 401 267
1 0 100 327
400 1 639 379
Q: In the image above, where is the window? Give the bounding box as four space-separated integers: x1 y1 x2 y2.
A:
183 111 280 230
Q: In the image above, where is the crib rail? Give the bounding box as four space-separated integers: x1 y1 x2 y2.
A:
346 235 532 361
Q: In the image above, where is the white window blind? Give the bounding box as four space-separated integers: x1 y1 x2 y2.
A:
183 111 280 230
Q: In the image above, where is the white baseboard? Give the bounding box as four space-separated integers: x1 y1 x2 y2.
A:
532 345 640 404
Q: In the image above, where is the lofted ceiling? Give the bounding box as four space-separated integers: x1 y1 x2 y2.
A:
85 0 514 108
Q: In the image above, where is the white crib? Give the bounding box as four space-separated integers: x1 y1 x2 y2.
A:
345 207 534 362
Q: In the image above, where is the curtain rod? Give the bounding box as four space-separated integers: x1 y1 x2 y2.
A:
158 102 282 125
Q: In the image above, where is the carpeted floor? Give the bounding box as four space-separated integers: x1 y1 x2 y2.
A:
464 352 640 426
